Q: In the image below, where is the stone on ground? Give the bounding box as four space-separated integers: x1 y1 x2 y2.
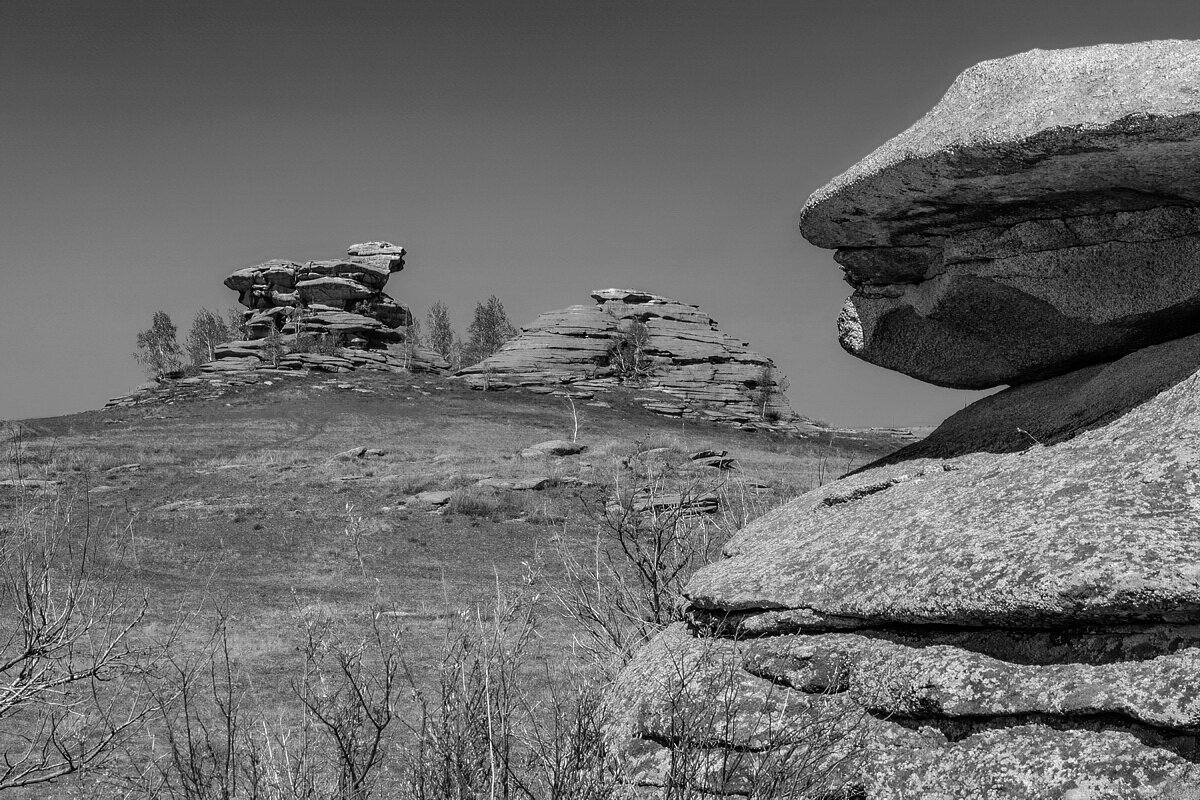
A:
519 440 586 458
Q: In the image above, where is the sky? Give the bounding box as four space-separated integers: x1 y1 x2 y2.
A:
5 0 1200 427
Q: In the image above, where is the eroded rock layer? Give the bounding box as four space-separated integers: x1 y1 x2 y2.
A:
801 40 1200 389
610 333 1200 798
456 289 800 429
207 242 447 376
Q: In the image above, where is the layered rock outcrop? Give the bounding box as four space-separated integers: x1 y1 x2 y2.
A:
612 41 1200 799
801 40 1200 389
456 289 800 430
207 242 447 375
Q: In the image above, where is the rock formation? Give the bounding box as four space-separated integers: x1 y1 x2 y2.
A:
611 41 1200 798
206 241 448 375
456 289 801 430
801 40 1200 389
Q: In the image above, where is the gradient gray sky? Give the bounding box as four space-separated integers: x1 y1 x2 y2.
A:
5 0 1200 426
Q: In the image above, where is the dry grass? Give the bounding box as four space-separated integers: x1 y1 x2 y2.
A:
0 371 908 798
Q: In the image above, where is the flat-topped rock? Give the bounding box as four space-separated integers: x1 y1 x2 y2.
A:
801 40 1200 388
456 289 801 429
345 241 405 272
688 332 1200 630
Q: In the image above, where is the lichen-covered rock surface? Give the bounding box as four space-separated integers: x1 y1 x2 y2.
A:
612 41 1200 799
456 289 804 431
801 40 1200 389
610 334 1200 797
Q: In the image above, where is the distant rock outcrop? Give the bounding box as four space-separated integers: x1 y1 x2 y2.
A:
801 40 1200 389
207 241 447 375
612 41 1200 799
456 289 802 430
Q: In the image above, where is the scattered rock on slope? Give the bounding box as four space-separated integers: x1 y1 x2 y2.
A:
457 289 803 430
519 440 586 458
801 40 1200 389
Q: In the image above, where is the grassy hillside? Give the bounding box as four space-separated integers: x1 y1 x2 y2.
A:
0 371 910 797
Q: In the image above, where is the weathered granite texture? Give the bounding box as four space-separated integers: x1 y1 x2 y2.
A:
207 242 447 376
801 40 1200 389
612 41 1200 798
456 289 800 430
611 332 1200 798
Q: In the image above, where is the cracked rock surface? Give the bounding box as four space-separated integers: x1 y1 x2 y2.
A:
800 40 1200 388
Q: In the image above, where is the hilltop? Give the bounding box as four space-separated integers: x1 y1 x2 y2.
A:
1 367 913 795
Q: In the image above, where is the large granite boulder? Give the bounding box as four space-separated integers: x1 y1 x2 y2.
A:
612 41 1200 799
456 289 802 429
611 332 1200 797
801 40 1200 389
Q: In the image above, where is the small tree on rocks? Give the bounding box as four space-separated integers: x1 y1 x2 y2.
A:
609 318 653 382
185 307 233 366
134 310 183 378
425 300 461 370
754 364 791 421
462 295 517 368
262 322 286 369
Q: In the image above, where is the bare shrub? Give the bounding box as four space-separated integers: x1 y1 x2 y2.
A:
621 628 876 799
397 582 619 800
135 607 404 800
544 453 738 676
0 490 167 791
607 319 653 382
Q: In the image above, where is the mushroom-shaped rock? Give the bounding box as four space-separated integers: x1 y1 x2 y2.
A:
801 40 1200 389
217 241 420 357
